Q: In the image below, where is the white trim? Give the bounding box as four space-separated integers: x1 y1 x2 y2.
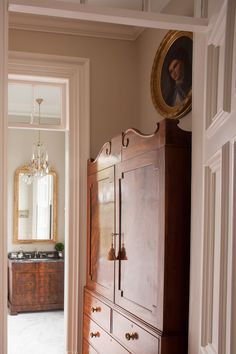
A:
205 110 230 139
229 139 236 354
201 143 230 354
201 150 222 351
200 343 218 354
222 0 235 113
204 2 234 135
201 0 208 18
205 3 227 131
207 1 226 45
205 0 235 131
8 0 208 32
8 76 68 130
8 51 90 354
218 142 230 354
233 6 236 99
9 74 68 84
201 164 217 347
194 0 208 18
151 0 171 13
0 1 8 354
188 31 207 354
9 13 144 41
205 44 220 128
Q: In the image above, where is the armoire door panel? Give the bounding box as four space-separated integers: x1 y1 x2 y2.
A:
115 151 163 328
87 167 115 300
85 119 191 353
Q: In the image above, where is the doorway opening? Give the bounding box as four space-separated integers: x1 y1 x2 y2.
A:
6 52 90 354
7 75 68 354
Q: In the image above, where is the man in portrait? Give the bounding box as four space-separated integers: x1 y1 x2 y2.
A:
162 46 192 107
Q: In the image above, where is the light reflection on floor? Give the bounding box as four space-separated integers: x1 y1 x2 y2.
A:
8 311 65 354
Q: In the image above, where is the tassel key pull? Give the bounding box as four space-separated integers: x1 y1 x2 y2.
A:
117 243 128 260
107 243 116 260
107 232 119 261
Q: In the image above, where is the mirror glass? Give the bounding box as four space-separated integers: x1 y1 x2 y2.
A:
14 165 57 243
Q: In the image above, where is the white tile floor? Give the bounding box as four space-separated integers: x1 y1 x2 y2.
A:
8 311 65 354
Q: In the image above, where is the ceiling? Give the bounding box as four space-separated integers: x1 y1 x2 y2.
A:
52 0 167 12
76 0 145 11
9 13 144 40
9 0 194 40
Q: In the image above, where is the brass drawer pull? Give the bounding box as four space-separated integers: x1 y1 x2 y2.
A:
125 332 138 341
90 332 100 338
91 306 101 313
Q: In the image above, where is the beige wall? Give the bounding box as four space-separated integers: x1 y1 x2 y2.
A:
9 27 192 157
7 28 192 250
9 29 139 158
136 28 168 133
8 129 65 253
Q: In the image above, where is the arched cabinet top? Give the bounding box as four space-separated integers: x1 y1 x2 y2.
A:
88 118 191 175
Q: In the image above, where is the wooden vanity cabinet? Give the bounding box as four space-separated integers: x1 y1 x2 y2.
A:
83 119 191 354
8 260 64 315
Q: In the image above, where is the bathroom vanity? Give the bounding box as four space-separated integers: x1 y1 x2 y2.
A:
8 258 64 315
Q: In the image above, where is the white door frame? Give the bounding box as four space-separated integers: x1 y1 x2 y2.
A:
1 4 207 354
4 2 231 354
190 1 236 354
0 2 8 354
7 51 90 354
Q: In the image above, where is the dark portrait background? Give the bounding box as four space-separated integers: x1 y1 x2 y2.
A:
161 36 193 107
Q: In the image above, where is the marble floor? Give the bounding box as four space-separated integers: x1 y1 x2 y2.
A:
8 311 65 354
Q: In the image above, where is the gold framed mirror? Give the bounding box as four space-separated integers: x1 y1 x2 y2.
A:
13 165 58 243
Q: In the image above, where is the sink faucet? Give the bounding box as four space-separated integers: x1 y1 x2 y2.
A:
18 248 24 259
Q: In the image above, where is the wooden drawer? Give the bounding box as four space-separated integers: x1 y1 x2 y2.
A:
84 291 111 332
83 315 131 354
112 311 159 354
83 340 99 354
12 262 37 272
38 261 64 272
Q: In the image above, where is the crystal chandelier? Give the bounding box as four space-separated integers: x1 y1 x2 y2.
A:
23 98 49 184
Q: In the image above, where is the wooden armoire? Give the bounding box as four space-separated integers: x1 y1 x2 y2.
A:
83 119 191 354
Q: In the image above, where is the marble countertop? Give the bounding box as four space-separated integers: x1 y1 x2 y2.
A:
8 258 64 263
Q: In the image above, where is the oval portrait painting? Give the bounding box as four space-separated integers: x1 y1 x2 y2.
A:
151 31 193 119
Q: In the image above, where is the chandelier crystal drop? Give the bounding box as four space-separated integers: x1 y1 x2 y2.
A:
31 140 49 177
23 98 50 184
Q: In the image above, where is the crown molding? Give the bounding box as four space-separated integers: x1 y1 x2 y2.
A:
9 13 144 41
8 0 208 32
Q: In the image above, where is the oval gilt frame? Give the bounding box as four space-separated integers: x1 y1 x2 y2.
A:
151 30 193 119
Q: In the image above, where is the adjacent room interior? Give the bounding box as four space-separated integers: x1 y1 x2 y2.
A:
0 1 235 354
7 79 66 354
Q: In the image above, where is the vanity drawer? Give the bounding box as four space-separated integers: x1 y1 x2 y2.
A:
83 315 131 354
38 261 64 272
11 262 37 272
112 311 159 354
84 291 111 332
